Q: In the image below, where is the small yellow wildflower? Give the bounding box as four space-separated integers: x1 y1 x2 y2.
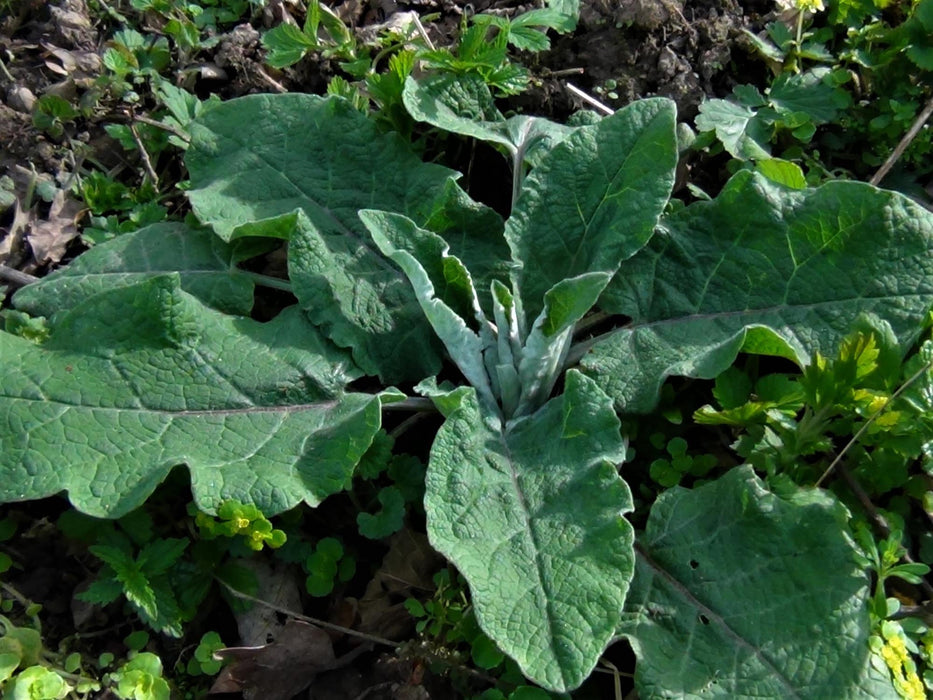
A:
795 0 825 11
892 668 925 700
879 628 926 700
882 642 901 669
234 515 251 531
888 633 910 661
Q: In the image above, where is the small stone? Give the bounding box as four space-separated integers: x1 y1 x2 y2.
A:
199 63 228 81
6 86 36 114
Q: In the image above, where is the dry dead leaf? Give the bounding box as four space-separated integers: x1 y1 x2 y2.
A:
231 558 304 647
210 620 337 700
26 189 83 265
357 529 442 639
0 199 31 267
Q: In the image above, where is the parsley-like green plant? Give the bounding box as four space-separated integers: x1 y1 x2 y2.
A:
697 0 933 186
0 594 170 698
696 329 933 497
262 0 579 108
2 70 933 694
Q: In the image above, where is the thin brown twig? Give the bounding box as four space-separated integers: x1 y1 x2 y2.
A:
815 355 933 487
870 95 933 186
215 577 399 648
0 264 38 289
565 82 614 116
128 113 190 143
835 462 933 599
381 397 436 412
388 411 429 439
0 56 15 83
255 65 288 93
1 582 30 607
546 67 585 77
129 123 159 187
412 14 436 51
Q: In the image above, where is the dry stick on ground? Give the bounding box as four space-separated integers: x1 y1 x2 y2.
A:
835 461 933 600
217 577 501 685
123 112 191 144
815 356 933 488
381 397 436 413
412 14 436 51
129 122 159 187
254 65 288 93
565 82 614 116
870 95 933 186
813 355 933 599
216 577 398 648
0 264 38 289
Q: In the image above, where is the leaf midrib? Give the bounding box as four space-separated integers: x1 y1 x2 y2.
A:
3 393 342 416
496 420 569 690
580 290 932 356
634 541 801 698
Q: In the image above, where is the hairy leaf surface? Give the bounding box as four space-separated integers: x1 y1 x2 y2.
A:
0 275 380 518
362 210 497 411
426 371 633 691
505 98 677 319
185 93 500 382
581 171 933 412
12 223 254 318
620 466 896 698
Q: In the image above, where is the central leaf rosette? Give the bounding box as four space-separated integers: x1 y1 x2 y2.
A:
361 96 679 690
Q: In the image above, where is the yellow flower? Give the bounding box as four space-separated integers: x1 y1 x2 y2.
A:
796 0 825 11
879 631 926 700
892 669 925 700
882 643 901 669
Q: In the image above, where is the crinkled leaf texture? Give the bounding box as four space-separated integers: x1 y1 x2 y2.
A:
185 93 503 383
581 171 933 412
11 222 254 318
506 97 677 319
620 467 896 698
425 371 633 692
0 275 381 517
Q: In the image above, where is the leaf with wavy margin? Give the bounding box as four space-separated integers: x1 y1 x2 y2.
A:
0 275 380 517
579 171 933 412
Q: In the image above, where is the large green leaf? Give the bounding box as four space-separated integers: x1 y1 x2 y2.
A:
361 210 497 412
580 171 933 412
12 223 254 318
402 74 577 168
425 371 633 692
505 97 677 320
619 466 896 698
185 93 499 382
0 275 380 518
